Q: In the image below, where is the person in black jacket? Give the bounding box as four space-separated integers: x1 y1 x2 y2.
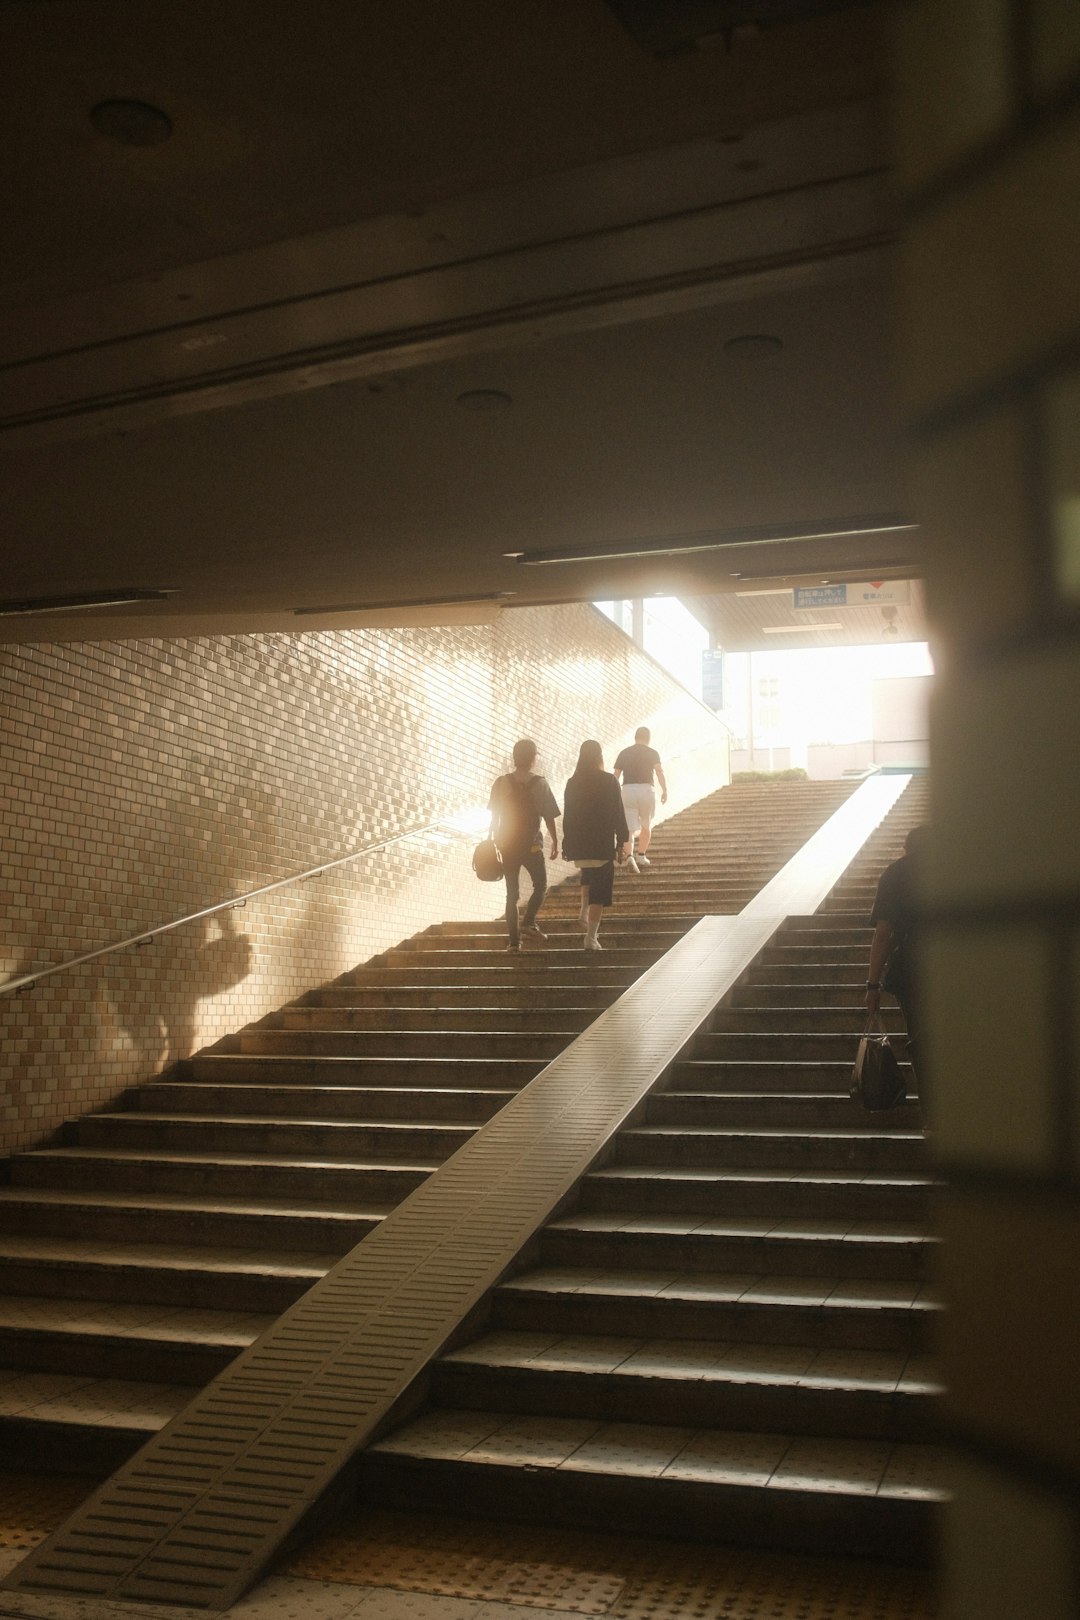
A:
488 738 560 953
561 739 630 951
865 822 929 1118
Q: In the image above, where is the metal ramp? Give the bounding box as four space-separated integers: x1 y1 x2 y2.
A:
1 775 910 1611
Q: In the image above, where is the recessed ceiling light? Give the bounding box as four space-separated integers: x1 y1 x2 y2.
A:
513 516 917 567
90 100 172 147
762 622 843 634
502 551 525 560
723 334 783 358
0 588 176 617
456 389 512 412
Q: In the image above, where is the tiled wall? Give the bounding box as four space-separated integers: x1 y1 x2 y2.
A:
0 604 729 1154
895 6 1080 1616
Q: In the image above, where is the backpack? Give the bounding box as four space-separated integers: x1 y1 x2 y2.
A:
492 774 539 857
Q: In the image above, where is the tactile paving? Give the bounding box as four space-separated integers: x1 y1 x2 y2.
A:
0 1473 937 1618
2 778 911 1612
289 1507 938 1619
0 1472 94 1551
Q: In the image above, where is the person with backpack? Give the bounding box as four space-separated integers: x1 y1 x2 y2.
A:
562 739 631 951
488 739 560 953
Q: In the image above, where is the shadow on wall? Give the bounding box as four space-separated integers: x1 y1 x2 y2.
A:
102 907 254 1072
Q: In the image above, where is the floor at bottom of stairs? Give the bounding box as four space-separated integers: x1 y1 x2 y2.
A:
0 1472 937 1620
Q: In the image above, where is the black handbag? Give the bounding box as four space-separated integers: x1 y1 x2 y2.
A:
471 838 504 882
851 1015 906 1111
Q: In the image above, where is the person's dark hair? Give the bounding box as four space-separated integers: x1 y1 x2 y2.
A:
512 738 538 769
905 823 930 855
573 739 604 774
635 726 650 743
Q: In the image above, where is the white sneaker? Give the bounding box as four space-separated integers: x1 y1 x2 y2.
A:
585 936 603 951
625 856 640 874
637 854 651 867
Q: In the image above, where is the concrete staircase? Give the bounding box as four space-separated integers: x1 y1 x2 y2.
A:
0 778 853 1475
362 777 943 1561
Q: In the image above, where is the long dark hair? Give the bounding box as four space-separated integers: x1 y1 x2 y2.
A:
572 739 604 775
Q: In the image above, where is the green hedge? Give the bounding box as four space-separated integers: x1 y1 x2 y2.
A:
731 768 809 783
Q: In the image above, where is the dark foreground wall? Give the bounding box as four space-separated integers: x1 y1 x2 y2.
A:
0 604 728 1152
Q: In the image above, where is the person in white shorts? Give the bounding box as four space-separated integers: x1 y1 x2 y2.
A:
612 727 668 871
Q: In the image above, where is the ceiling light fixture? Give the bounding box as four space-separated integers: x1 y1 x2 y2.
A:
729 558 914 583
513 516 917 568
90 100 172 147
295 591 516 616
456 390 512 412
762 622 844 634
723 334 782 357
0 589 177 618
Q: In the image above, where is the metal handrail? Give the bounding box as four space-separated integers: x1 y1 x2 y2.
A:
0 817 460 998
1 725 730 1000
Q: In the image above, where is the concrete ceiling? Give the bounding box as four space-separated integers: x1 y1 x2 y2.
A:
0 0 915 643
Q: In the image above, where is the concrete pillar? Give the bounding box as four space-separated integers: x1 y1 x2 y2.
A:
895 6 1080 1616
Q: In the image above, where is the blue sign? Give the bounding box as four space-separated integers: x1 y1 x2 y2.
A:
701 649 724 709
794 585 847 609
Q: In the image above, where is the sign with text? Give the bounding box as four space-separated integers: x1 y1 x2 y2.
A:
701 649 724 710
794 581 912 610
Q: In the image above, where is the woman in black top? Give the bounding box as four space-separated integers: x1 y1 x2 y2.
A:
561 740 630 951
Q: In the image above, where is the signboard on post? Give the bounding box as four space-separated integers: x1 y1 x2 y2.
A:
701 649 724 710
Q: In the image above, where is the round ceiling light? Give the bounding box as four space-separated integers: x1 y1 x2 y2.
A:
456 389 512 412
90 100 172 147
723 334 783 359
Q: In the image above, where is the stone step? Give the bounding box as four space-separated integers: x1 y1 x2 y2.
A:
430 916 704 937
380 948 665 970
74 1112 475 1161
347 965 637 987
708 1008 904 1035
0 1186 385 1252
280 1005 598 1033
727 984 880 1008
693 1033 908 1061
712 1004 906 1030
669 1061 900 1094
541 1214 934 1282
239 1028 572 1059
614 1127 925 1174
743 964 876 985
491 1268 935 1352
10 1147 434 1202
0 1373 187 1475
0 1236 330 1312
783 913 871 930
434 1334 940 1440
313 985 619 1009
187 1054 543 1087
647 1091 922 1130
580 1166 932 1223
761 945 869 965
409 929 686 953
361 1412 942 1561
772 928 873 946
0 1294 266 1384
136 1082 514 1121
